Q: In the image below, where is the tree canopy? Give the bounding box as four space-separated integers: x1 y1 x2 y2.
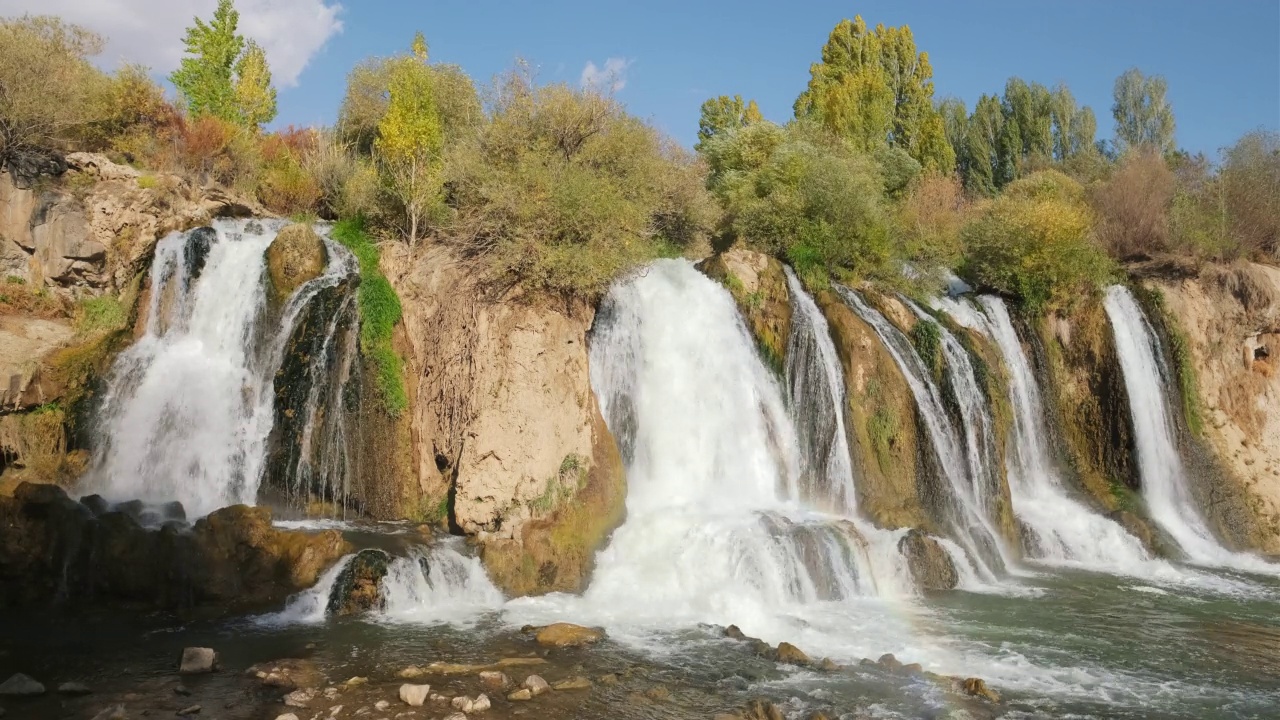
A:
1112 67 1176 154
170 0 277 128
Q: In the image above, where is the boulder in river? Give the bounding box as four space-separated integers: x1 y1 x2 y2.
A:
533 622 605 647
775 642 811 666
179 647 218 674
325 549 391 616
897 529 959 591
0 672 45 696
960 677 1001 703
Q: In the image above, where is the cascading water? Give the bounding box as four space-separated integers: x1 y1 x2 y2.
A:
1104 285 1277 574
964 296 1153 568
509 260 913 648
86 219 358 518
836 287 1011 581
379 541 505 624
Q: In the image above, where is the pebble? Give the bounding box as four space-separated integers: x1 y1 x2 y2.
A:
507 688 533 701
443 714 467 720
176 705 201 716
90 706 127 720
275 715 300 720
479 670 510 689
284 688 318 707
552 676 593 691
374 700 390 711
327 705 343 717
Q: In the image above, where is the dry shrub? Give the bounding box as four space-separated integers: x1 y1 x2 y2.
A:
1091 148 1174 261
1221 130 1280 260
897 171 968 267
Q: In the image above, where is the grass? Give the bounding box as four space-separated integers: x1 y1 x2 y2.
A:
331 217 407 417
75 296 127 334
136 174 159 190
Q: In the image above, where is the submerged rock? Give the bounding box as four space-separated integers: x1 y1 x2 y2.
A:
552 676 592 691
507 688 533 701
897 529 959 591
0 672 45 696
478 670 510 689
398 683 430 707
534 622 605 647
326 549 391 616
522 674 550 697
179 647 218 674
960 677 1001 703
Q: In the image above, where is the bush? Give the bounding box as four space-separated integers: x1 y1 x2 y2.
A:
332 218 406 416
895 172 968 269
1091 148 1174 261
1221 130 1280 260
442 71 713 298
961 170 1114 312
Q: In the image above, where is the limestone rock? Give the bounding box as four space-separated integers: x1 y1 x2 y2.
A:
0 315 74 412
179 647 218 674
552 676 592 691
507 688 532 701
176 705 201 716
275 715 300 720
522 674 550 696
897 530 960 591
478 670 510 689
697 245 791 372
0 672 45 696
284 688 317 707
775 642 811 666
877 653 902 671
266 223 326 304
534 622 604 647
443 714 467 720
450 693 490 713
66 153 142 182
373 700 389 710
398 683 430 707
248 659 324 690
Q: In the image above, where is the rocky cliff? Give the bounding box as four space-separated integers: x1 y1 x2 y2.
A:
382 243 626 595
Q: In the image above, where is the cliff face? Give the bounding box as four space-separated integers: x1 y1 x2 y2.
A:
382 243 626 595
697 246 792 374
1148 263 1280 553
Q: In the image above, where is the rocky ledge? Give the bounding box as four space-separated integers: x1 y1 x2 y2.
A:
0 482 351 611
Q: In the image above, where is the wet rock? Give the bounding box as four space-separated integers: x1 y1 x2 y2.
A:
775 642 811 666
284 688 318 707
0 673 45 695
443 714 467 720
724 624 747 640
275 715 299 720
184 227 217 283
174 685 191 695
534 622 605 647
266 223 326 304
817 658 840 671
741 699 785 720
644 685 670 701
322 687 340 700
522 674 550 697
424 661 487 675
450 693 490 713
902 662 924 675
552 676 592 691
179 647 218 674
345 676 367 687
898 530 959 591
90 706 128 720
326 705 342 717
398 683 430 707
80 494 110 516
597 673 619 685
507 688 533 701
326 549 391 616
398 666 425 679
373 701 389 711
496 657 547 667
58 681 91 695
478 670 510 690
877 653 902 671
960 677 1001 703
176 705 201 715
1108 510 1157 552
249 659 324 690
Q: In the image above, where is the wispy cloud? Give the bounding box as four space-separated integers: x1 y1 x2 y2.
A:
580 57 633 93
0 0 344 87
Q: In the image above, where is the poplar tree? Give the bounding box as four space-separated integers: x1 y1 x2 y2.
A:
234 41 277 128
695 95 763 151
170 0 278 128
375 32 444 245
1112 68 1176 154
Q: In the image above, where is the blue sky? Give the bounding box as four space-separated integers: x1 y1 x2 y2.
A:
7 0 1276 156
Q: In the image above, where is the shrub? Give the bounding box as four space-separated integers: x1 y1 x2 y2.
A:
895 171 968 269
961 170 1114 312
75 296 126 334
1220 130 1280 260
1091 148 1174 261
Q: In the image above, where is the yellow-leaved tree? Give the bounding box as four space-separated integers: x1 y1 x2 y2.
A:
374 32 444 245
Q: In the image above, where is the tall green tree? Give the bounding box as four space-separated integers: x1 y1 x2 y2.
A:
1112 68 1176 154
375 32 444 245
170 0 277 128
233 41 276 127
965 94 1003 196
794 15 954 171
695 94 763 151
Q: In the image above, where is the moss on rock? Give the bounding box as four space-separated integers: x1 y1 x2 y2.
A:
266 223 326 305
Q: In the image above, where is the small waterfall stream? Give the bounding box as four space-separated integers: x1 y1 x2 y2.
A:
837 286 1011 581
86 219 358 517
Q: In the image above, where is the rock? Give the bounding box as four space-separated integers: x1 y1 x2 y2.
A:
644 685 670 701
696 245 792 371
176 705 201 715
902 662 923 674
345 676 367 686
66 153 142 182
443 714 467 720
507 688 533 701
775 642 811 666
423 661 487 675
724 624 747 640
961 677 1001 703
58 681 91 695
495 657 547 667
326 705 342 717
877 653 902 671
322 687 339 700
373 700 389 711
817 658 840 671
552 676 592 691
450 693 490 712
470 693 491 711
897 530 959 591
284 688 318 707
174 684 191 695
275 715 300 720
478 670 510 689
740 699 785 720
398 684 430 707
0 673 45 696
534 622 605 647
90 706 128 720
266 223 326 304
249 659 324 690
179 647 218 674
398 666 425 679
597 673 619 685
522 674 550 697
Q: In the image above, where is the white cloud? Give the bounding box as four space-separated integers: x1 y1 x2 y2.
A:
580 57 632 94
0 0 343 87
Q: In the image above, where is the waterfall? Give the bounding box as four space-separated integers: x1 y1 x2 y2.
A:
836 287 1011 581
86 219 358 518
378 541 505 624
539 260 909 638
964 296 1152 568
783 267 857 513
1104 285 1276 573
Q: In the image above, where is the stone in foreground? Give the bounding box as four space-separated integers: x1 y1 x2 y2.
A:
534 622 605 647
0 673 45 696
179 647 218 674
399 683 430 707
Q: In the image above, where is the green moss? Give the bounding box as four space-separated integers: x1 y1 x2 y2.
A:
864 377 900 473
1110 480 1140 513
1139 287 1204 437
332 218 407 417
910 319 942 377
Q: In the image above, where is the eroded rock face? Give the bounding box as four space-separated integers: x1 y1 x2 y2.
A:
697 245 791 373
0 483 351 611
1150 264 1280 552
382 243 626 596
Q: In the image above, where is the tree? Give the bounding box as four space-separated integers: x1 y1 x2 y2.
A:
965 95 1003 196
1112 68 1175 154
794 16 953 171
374 32 444 244
234 41 277 127
695 94 763 151
170 0 278 129
0 16 107 166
